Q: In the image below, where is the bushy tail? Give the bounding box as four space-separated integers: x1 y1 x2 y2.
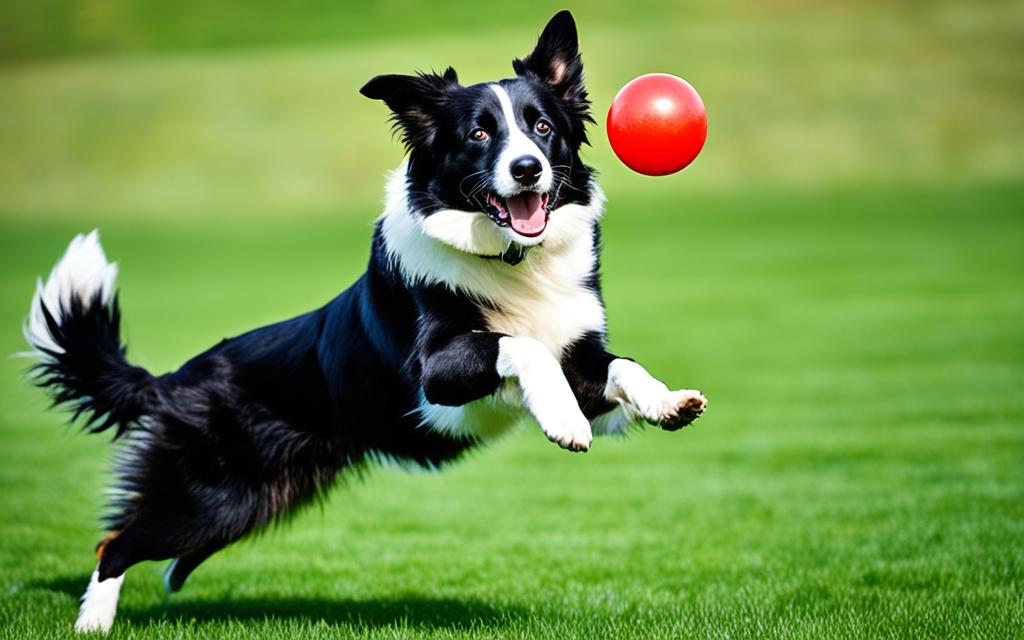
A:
23 230 154 437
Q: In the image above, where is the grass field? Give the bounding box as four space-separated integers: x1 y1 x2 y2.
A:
1 1 1023 638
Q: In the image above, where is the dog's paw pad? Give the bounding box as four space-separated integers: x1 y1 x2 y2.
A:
659 390 707 431
544 418 593 452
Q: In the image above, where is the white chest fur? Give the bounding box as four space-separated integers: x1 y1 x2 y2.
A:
379 166 607 359
477 241 605 359
379 166 607 438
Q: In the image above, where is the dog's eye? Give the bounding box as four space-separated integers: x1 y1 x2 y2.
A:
470 128 489 142
534 119 552 136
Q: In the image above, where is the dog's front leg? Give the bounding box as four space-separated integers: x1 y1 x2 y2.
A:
604 359 707 431
420 333 592 452
496 336 593 452
561 338 707 433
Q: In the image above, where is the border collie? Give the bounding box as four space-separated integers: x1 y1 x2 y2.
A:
24 11 706 633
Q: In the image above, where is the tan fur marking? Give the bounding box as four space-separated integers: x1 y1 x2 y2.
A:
95 531 120 561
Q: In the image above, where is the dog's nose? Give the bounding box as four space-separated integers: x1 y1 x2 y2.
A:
510 156 542 186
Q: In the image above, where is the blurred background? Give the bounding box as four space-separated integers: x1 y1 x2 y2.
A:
1 1 1021 637
3 1 1022 217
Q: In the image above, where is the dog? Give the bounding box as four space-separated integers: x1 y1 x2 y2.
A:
23 11 706 633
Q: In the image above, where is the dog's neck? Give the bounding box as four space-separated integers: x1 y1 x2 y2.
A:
377 163 608 357
379 161 604 264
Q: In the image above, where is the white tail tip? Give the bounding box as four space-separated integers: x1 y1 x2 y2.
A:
23 230 118 363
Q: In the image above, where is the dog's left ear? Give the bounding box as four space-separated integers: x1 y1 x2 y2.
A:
360 67 460 151
513 10 593 141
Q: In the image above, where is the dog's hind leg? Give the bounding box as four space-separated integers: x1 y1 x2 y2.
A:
74 533 128 634
75 525 168 633
75 566 125 634
163 542 222 594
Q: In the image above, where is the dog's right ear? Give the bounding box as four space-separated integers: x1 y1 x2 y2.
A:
513 11 592 145
360 67 460 151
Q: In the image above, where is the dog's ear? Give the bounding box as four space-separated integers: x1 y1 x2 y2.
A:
360 67 460 150
513 11 592 141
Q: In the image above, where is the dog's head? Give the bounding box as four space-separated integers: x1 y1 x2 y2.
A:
362 11 596 253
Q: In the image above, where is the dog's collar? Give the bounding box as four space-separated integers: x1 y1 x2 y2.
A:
481 242 531 266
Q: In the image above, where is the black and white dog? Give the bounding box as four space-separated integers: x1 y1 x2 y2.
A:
24 11 706 633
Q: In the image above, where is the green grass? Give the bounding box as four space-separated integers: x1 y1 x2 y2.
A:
1 183 1022 638
1 0 1023 637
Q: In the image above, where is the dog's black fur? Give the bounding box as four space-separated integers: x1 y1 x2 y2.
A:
26 12 705 621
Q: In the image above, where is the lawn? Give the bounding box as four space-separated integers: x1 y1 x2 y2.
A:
2 183 1021 638
1 1 1022 638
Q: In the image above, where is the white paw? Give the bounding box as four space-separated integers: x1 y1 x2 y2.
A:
74 569 123 634
655 389 707 431
75 614 113 634
541 412 593 452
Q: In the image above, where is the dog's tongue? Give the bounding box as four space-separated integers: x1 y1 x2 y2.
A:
506 192 546 235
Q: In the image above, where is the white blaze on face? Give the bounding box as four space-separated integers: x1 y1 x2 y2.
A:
489 84 553 196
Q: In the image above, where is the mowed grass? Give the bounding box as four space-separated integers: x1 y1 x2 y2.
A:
2 0 1024 637
0 182 1022 639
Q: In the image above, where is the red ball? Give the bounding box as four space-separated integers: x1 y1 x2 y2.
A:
607 73 707 176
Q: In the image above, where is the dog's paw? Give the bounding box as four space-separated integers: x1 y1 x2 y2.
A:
656 390 707 431
541 413 593 452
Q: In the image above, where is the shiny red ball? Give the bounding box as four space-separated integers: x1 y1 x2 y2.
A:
607 73 707 176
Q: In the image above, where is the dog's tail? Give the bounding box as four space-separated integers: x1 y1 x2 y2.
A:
23 231 155 438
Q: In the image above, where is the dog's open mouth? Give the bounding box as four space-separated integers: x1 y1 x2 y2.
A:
484 191 551 238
